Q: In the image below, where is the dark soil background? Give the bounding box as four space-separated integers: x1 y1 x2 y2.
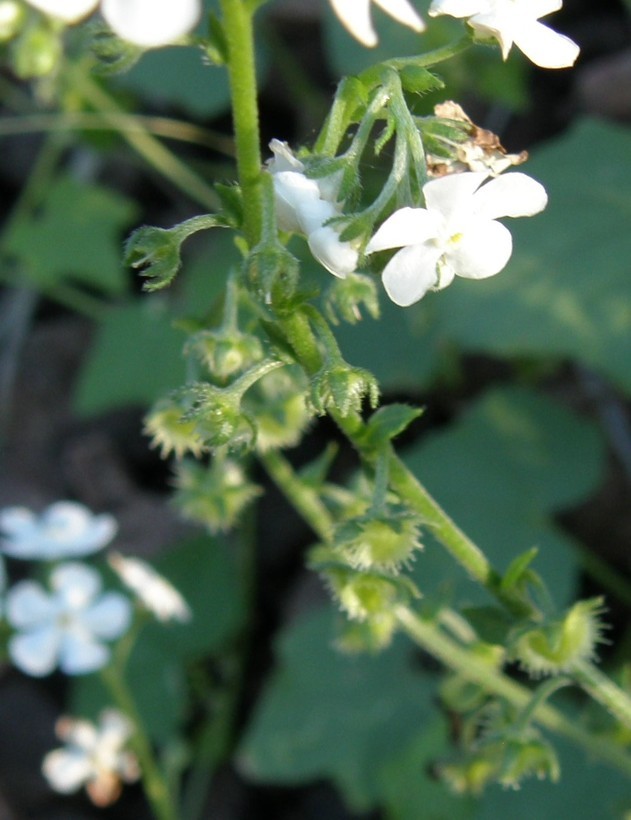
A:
1 0 631 817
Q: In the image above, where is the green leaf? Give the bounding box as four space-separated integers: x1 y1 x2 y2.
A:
238 606 440 811
74 299 186 415
501 547 540 594
404 387 605 608
435 119 631 393
360 403 423 448
5 175 137 295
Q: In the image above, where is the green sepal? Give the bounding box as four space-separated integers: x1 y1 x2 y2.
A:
398 66 444 96
214 183 244 228
85 22 143 75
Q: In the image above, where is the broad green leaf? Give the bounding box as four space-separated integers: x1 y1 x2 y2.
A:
360 403 423 448
404 387 605 608
238 606 440 812
436 119 631 393
5 175 136 295
74 299 186 415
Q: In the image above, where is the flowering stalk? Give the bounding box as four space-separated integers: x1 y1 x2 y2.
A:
219 0 263 246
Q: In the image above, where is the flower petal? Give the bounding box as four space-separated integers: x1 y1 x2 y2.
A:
513 20 579 69
101 0 201 48
382 244 442 306
329 0 377 47
374 0 425 32
42 748 92 793
80 592 132 639
58 632 110 675
366 207 442 253
448 217 513 279
272 171 324 233
423 172 488 219
6 581 55 628
308 226 359 278
51 563 102 607
472 173 548 219
9 626 60 676
429 0 487 18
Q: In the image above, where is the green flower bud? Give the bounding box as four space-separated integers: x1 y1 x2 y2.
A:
246 239 299 306
144 400 207 460
310 362 379 417
186 328 264 382
512 597 606 677
11 23 62 78
243 366 313 452
333 508 422 572
182 383 255 452
439 756 498 797
173 458 261 533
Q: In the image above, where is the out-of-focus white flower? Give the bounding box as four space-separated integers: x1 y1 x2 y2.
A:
329 0 425 47
0 501 117 561
100 0 201 48
366 170 547 306
268 139 358 278
24 0 98 23
6 562 132 676
108 552 191 624
429 0 579 69
42 709 139 807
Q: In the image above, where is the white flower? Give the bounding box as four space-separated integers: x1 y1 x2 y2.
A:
42 709 139 807
268 139 358 278
24 0 98 23
100 0 201 48
108 552 191 623
6 562 132 676
329 0 425 48
429 0 579 69
366 171 547 306
0 501 117 561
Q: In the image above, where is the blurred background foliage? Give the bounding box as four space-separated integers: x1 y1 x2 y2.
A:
2 0 631 818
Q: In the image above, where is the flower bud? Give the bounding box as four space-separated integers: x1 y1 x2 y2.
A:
511 598 606 677
324 272 380 325
173 458 261 533
243 366 313 452
186 328 263 383
144 399 207 460
310 362 379 417
11 23 62 77
333 509 422 572
498 735 560 789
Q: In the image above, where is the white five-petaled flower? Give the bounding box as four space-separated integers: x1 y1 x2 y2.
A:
0 501 117 561
42 709 140 807
268 139 359 279
6 562 132 676
23 0 201 48
329 0 425 47
429 0 579 69
108 552 192 624
366 171 547 306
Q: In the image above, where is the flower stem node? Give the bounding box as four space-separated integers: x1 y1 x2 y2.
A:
511 597 606 677
173 458 262 533
333 508 423 572
310 362 379 417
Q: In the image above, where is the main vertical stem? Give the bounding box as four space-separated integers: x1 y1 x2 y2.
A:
220 0 263 247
